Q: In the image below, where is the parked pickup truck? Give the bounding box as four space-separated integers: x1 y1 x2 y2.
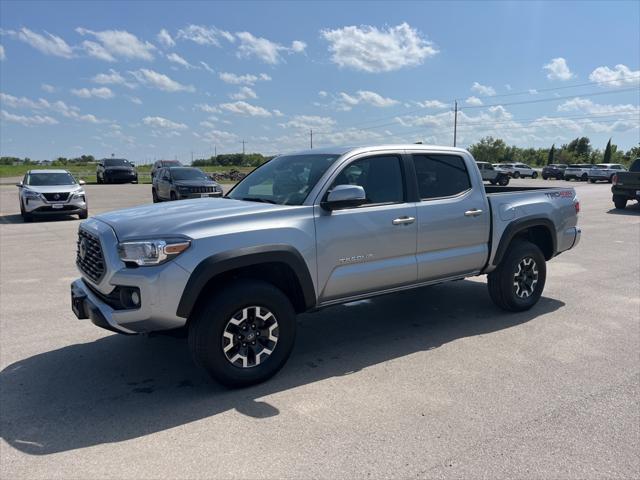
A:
71 145 581 387
611 158 640 209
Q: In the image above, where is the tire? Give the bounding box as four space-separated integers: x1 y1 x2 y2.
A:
581 173 588 182
556 175 563 180
78 209 88 219
487 240 547 312
613 196 627 209
532 172 538 179
20 201 33 223
513 171 521 179
589 179 596 184
498 175 509 186
608 174 615 184
188 279 297 387
542 175 548 180
152 188 159 203
170 191 177 201
97 174 103 184
490 179 497 185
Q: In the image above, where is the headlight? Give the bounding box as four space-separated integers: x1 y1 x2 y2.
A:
178 186 190 192
118 239 190 266
23 190 41 199
72 189 85 198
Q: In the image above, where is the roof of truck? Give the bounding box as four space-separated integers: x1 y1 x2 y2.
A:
27 169 69 174
286 144 469 157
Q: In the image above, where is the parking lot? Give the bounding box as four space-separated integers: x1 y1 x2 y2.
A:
0 179 638 479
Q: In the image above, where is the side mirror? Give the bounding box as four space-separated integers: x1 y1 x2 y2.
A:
78 180 86 185
16 182 23 187
321 184 367 211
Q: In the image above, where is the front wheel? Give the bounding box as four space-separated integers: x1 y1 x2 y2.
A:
589 179 596 184
152 188 159 203
188 280 297 387
490 179 497 185
613 196 627 209
542 175 548 180
498 175 509 186
488 240 547 312
78 209 88 219
581 173 588 182
170 191 177 201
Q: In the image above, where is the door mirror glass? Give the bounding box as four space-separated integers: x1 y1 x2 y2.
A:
322 184 366 211
78 179 86 185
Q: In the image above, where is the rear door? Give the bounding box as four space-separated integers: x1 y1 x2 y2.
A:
410 151 490 281
314 153 418 302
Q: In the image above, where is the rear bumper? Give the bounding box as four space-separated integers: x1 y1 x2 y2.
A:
612 186 640 199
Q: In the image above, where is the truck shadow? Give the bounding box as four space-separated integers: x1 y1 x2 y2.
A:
0 280 564 455
606 203 640 216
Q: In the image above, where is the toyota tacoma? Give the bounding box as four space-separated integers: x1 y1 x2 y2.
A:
71 145 581 387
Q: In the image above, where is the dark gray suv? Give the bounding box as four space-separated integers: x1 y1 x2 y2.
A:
152 167 223 202
97 158 138 184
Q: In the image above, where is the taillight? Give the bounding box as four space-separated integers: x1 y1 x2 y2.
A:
612 174 618 185
575 201 580 214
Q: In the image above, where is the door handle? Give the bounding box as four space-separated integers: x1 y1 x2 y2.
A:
464 209 483 217
392 216 415 225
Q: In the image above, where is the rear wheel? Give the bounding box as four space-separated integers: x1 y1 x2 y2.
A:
490 179 497 185
532 172 538 179
152 188 159 203
589 179 596 184
542 175 548 180
97 174 103 184
513 171 521 179
488 240 546 312
188 280 297 387
608 174 615 183
613 196 627 209
498 175 509 186
581 173 588 182
170 191 177 201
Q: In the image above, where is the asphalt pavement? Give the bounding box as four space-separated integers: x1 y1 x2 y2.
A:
0 179 638 479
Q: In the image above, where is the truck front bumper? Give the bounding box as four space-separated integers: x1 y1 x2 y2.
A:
71 279 137 334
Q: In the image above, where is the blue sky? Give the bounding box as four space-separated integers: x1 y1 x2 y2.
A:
1 0 638 163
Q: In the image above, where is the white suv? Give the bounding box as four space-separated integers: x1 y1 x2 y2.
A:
588 163 627 183
495 163 538 179
17 169 88 222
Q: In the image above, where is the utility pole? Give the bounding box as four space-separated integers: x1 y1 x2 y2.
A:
241 140 246 155
190 151 193 164
453 100 458 147
310 129 313 149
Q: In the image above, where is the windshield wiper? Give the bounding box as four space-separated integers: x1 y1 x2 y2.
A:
240 197 277 204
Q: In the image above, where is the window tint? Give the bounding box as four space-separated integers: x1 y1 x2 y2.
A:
330 155 403 205
413 154 471 199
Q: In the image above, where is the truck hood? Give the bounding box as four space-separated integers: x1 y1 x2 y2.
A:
95 198 290 240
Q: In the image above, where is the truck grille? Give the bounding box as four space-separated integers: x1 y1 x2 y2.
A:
76 229 105 283
190 186 216 193
42 192 70 202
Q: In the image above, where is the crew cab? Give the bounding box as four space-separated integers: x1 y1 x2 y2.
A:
611 158 640 209
588 163 627 183
71 145 581 387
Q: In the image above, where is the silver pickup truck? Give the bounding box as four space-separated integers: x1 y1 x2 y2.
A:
71 145 581 386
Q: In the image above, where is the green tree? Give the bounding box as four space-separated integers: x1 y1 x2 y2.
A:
547 144 555 165
603 138 612 163
468 136 507 163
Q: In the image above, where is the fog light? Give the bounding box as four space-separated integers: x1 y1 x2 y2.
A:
130 291 140 306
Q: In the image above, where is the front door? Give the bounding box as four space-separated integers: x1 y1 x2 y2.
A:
314 154 417 303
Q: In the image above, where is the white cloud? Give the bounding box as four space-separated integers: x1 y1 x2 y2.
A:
71 87 114 99
91 69 136 89
41 83 56 93
543 57 574 81
417 99 448 109
157 28 175 48
557 97 640 115
129 96 142 105
291 40 307 53
338 90 399 110
280 115 336 130
202 129 238 144
219 72 271 85
529 89 539 95
76 27 155 61
318 91 328 98
176 25 234 46
321 22 438 73
230 86 258 100
0 45 5 61
130 69 194 92
81 40 115 62
1 109 58 126
465 96 483 106
9 27 74 58
471 82 496 96
219 101 272 117
272 109 284 117
235 31 305 64
200 61 214 73
195 103 221 114
589 64 640 87
166 52 195 69
143 116 187 130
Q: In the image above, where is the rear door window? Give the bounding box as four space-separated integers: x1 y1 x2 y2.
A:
412 154 471 200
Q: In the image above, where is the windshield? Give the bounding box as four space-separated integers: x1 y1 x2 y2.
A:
161 161 181 167
26 172 76 186
227 154 340 205
171 168 209 181
104 159 131 167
